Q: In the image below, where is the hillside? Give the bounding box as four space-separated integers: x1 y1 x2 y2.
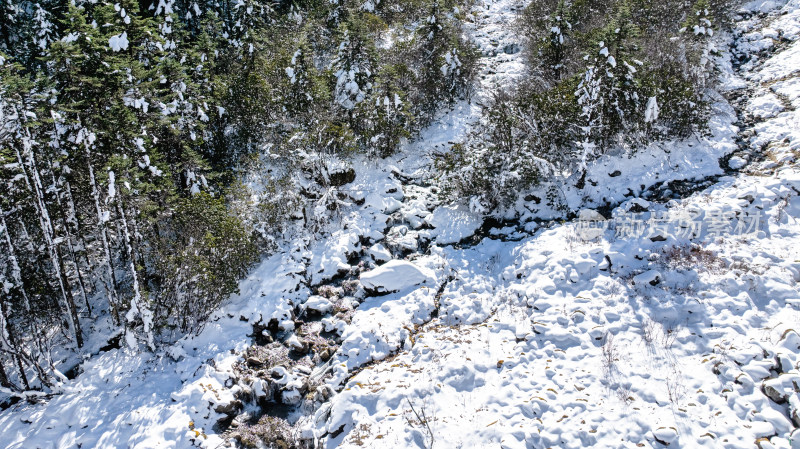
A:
1 0 800 448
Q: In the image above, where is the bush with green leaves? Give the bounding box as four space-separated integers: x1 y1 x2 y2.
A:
152 193 259 336
439 0 723 209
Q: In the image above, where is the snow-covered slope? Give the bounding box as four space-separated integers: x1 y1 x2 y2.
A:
2 0 800 448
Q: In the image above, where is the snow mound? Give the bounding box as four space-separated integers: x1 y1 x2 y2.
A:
359 259 436 294
424 204 483 244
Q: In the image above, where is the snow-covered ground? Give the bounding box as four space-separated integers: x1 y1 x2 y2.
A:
2 0 800 448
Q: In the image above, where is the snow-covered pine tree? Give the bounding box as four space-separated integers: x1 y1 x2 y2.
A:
357 63 413 157
331 16 377 113
539 0 572 82
575 7 641 154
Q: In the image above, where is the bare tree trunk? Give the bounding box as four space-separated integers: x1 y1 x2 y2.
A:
16 135 83 348
0 359 11 390
0 299 30 391
85 146 121 325
46 157 91 315
1 208 53 388
116 193 154 350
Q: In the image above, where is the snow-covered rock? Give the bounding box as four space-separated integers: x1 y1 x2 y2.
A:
424 204 483 244
633 270 662 286
359 260 436 294
367 243 392 263
303 296 333 314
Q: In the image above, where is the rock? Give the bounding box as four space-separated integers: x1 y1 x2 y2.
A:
792 428 800 449
214 400 243 416
314 385 333 402
271 366 291 385
633 270 661 286
791 400 800 427
359 260 436 294
385 227 419 252
652 427 678 446
246 357 264 368
285 334 308 354
365 193 402 214
294 365 312 376
729 156 748 169
319 347 332 361
252 379 270 400
764 384 785 404
328 167 356 186
304 296 333 314
229 413 250 429
281 388 302 405
524 194 541 204
625 197 650 213
762 374 800 404
279 320 295 332
424 204 483 244
367 244 392 263
649 229 669 242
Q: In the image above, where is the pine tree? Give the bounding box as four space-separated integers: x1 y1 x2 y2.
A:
331 16 377 112
575 6 641 153
357 63 413 157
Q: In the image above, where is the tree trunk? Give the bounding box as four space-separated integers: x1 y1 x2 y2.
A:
116 193 154 350
16 134 83 348
84 146 121 325
47 157 91 315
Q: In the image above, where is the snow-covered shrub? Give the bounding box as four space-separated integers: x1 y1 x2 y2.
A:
354 63 415 157
406 2 479 122
436 88 578 209
439 0 718 208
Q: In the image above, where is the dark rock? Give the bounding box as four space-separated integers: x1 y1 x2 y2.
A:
215 399 243 416
328 168 356 187
524 194 541 204
247 357 264 368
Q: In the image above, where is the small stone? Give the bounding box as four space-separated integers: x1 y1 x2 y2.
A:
285 335 308 354
246 357 264 368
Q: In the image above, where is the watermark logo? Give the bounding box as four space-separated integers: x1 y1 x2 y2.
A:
576 208 762 241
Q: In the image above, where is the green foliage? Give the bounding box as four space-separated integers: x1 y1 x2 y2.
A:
0 0 479 367
441 0 719 208
154 193 259 334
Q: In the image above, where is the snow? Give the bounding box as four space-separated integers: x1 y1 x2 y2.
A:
4 0 800 447
750 92 785 118
107 170 116 199
645 95 659 123
359 259 436 294
108 32 129 52
423 203 483 244
309 230 359 285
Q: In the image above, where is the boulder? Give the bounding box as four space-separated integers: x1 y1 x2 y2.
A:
359 260 436 294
